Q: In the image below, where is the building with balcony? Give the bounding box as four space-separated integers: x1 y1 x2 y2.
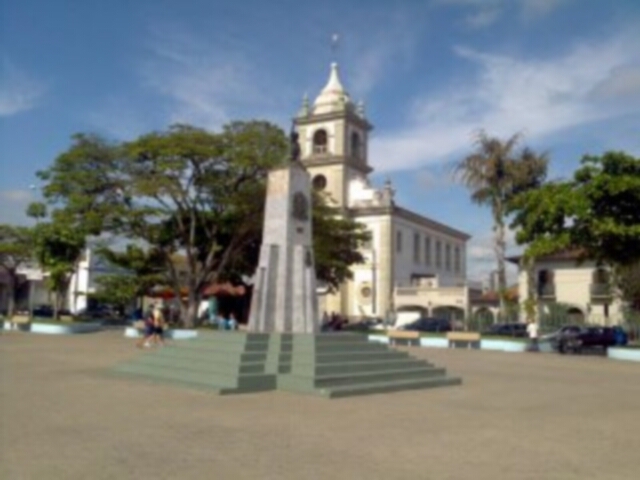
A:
507 250 624 325
295 62 471 319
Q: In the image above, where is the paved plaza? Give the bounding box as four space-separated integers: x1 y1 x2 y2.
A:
2 330 639 480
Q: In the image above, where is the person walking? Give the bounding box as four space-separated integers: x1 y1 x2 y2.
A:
527 320 539 352
152 304 166 347
136 305 156 348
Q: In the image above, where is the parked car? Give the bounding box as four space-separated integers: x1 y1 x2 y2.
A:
540 325 582 343
32 305 54 318
555 326 627 354
342 318 384 332
482 323 527 338
400 317 451 333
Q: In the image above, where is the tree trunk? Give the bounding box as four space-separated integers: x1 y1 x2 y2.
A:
493 205 508 323
53 290 61 320
182 289 199 329
523 255 537 323
6 277 15 319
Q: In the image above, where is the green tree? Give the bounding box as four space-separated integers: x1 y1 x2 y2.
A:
32 220 86 319
0 225 34 318
36 122 369 327
452 130 548 319
509 151 640 264
92 245 168 309
615 262 640 312
312 192 369 292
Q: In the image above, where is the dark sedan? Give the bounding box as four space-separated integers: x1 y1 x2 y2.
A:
482 323 527 338
400 317 452 333
555 326 627 354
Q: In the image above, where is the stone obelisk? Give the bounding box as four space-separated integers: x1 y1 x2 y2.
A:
248 130 319 334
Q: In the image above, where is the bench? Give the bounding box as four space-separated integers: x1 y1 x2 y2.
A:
388 330 421 347
447 331 481 349
7 315 31 331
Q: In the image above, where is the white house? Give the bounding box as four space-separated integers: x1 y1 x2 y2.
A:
294 63 473 320
0 247 126 315
507 250 624 325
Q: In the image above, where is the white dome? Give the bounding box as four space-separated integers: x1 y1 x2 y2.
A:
313 63 352 114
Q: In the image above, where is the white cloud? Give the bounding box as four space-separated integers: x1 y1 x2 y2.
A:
520 0 571 19
345 14 419 99
466 225 520 283
139 25 279 130
589 64 640 101
87 95 150 140
414 166 455 190
0 59 46 117
370 31 640 172
0 190 34 225
432 0 572 27
464 8 502 28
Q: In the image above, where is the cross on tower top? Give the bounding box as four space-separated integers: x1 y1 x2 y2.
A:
330 33 339 61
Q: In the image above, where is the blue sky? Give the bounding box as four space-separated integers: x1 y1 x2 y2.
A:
1 0 640 282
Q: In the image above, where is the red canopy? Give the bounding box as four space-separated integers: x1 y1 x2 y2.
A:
147 283 246 299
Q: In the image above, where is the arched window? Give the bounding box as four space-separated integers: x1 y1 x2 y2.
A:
351 131 361 158
312 174 327 191
313 129 328 154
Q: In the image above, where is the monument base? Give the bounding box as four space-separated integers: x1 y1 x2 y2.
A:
113 332 461 398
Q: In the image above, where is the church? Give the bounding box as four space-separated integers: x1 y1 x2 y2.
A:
294 63 471 320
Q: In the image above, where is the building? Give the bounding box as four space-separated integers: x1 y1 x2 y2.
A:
0 247 126 316
294 63 472 320
507 250 624 325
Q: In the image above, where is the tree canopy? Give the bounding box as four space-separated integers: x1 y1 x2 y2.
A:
0 225 34 318
508 151 640 265
452 130 548 316
35 121 368 326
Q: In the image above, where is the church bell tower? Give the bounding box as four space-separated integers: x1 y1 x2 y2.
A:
294 63 373 209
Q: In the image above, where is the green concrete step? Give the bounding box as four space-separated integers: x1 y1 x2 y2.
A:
114 362 276 391
311 350 412 363
179 340 271 353
144 346 268 364
133 354 267 375
280 366 447 390
323 376 463 399
290 358 433 376
290 342 390 353
283 334 371 344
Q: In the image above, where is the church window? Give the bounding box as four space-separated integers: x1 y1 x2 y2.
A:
312 174 327 191
413 232 420 263
424 237 431 265
351 131 361 159
313 129 328 154
396 230 403 253
445 244 451 271
454 246 461 273
435 240 442 268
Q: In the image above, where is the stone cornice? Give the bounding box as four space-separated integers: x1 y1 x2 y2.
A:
294 110 373 131
301 155 373 175
349 205 471 241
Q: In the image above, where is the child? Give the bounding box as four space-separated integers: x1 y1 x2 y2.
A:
136 306 156 348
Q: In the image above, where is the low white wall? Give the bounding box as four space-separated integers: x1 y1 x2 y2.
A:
124 327 198 340
607 347 640 363
2 321 102 334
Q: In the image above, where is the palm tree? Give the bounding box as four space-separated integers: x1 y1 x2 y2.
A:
453 130 547 322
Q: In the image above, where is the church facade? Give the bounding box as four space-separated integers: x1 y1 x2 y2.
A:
294 63 471 319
